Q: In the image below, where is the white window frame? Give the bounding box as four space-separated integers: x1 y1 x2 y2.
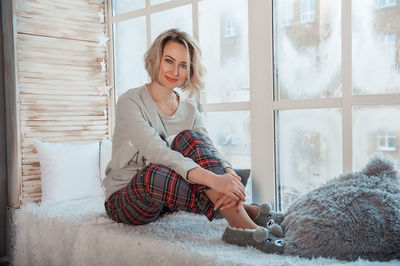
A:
108 0 400 206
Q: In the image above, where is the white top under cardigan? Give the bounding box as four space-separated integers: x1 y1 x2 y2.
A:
102 85 231 200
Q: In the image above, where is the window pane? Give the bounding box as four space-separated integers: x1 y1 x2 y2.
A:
112 0 145 16
276 109 342 210
151 0 170 5
353 0 400 94
273 0 341 100
114 17 147 98
353 105 400 170
203 111 252 201
151 5 192 41
199 0 249 103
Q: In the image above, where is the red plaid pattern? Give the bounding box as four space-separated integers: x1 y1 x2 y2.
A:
105 130 225 225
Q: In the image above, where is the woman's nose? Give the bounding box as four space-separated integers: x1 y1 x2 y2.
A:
172 64 179 76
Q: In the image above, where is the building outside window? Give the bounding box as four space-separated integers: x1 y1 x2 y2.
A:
300 0 316 23
378 34 397 71
377 0 397 8
280 0 294 26
377 134 396 151
224 16 236 38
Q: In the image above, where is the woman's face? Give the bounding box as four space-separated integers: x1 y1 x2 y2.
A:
158 41 188 90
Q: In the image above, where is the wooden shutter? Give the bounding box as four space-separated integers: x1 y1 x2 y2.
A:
3 0 113 206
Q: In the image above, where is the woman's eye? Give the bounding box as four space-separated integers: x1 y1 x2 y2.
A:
165 59 173 64
181 64 187 69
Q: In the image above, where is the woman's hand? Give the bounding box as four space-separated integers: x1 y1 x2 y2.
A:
214 193 243 211
209 172 246 202
224 167 241 181
187 167 245 211
213 168 244 211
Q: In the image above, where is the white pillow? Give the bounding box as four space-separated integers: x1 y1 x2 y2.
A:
100 137 112 181
34 140 104 204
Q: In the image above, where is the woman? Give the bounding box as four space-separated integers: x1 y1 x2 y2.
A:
102 28 283 253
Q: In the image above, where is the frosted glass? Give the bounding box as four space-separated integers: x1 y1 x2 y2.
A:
114 17 148 98
352 0 400 95
112 0 145 16
199 0 249 103
353 106 400 171
276 108 342 210
151 5 192 41
203 111 252 202
273 0 341 100
151 0 170 5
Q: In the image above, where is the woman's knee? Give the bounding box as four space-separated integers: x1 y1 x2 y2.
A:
136 164 171 193
171 130 204 150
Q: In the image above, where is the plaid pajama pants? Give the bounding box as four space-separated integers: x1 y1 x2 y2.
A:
104 130 226 225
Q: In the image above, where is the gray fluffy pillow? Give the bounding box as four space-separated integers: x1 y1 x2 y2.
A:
282 154 400 261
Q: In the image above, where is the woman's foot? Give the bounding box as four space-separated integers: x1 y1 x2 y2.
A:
246 203 284 227
222 226 284 254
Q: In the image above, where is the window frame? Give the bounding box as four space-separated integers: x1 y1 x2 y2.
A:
107 0 400 207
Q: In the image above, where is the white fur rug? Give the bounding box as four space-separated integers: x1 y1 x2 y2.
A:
13 196 400 266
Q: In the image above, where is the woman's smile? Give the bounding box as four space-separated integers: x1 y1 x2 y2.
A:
165 76 178 83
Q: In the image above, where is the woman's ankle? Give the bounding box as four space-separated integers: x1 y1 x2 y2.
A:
244 204 260 220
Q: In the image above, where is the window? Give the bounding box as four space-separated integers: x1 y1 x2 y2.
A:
109 0 400 210
272 0 400 211
377 0 397 8
300 0 315 23
278 0 294 26
377 135 396 151
224 16 236 38
378 34 397 71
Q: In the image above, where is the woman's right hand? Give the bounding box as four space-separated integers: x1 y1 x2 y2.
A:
210 172 246 202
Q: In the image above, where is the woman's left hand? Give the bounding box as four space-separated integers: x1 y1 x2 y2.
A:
214 168 244 211
214 193 242 211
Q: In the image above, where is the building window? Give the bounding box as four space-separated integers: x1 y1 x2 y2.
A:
377 135 396 151
281 0 294 26
300 0 315 23
377 0 397 8
378 34 397 71
224 16 236 38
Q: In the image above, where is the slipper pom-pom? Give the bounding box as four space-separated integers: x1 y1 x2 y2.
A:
253 227 269 243
259 202 272 215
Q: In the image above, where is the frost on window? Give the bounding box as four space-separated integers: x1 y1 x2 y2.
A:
112 0 145 15
199 0 249 103
353 106 400 170
274 0 341 100
151 5 192 41
114 17 148 98
151 0 170 5
276 108 342 211
203 111 252 202
353 0 400 94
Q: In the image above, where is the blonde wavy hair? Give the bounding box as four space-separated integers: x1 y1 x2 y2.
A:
144 28 205 92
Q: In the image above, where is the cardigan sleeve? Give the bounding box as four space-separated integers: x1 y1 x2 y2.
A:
115 95 199 180
192 108 232 169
